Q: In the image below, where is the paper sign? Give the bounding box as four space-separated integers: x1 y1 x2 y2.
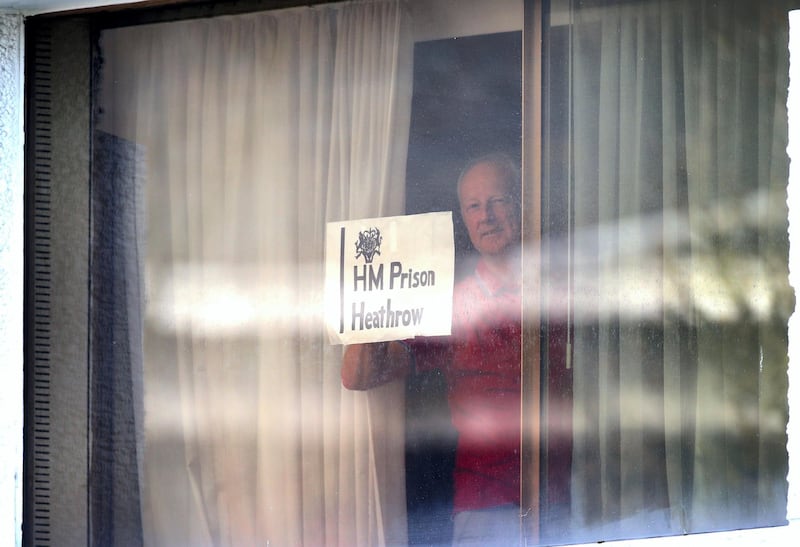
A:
325 212 454 345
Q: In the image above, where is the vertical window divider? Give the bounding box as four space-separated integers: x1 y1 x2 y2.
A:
522 0 545 543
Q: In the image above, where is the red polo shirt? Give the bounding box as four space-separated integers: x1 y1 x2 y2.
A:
414 259 521 513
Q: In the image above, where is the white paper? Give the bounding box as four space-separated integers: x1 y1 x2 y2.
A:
325 212 454 344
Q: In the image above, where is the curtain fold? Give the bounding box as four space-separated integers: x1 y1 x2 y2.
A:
568 0 792 541
97 2 413 545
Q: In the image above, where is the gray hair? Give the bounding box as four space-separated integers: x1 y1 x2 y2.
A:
456 152 521 205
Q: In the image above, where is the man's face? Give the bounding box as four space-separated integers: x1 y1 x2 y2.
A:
458 161 520 258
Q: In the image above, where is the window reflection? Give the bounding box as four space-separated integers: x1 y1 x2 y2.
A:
543 0 792 542
90 0 793 545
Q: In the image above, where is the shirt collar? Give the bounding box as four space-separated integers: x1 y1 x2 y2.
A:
474 258 521 297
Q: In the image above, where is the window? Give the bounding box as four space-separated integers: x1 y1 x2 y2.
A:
22 0 797 545
542 1 793 542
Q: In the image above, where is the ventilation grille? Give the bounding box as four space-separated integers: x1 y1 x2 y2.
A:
26 21 53 547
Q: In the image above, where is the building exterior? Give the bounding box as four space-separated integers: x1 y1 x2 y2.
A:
1 1 799 545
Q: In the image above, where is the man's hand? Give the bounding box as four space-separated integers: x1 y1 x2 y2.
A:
341 341 411 390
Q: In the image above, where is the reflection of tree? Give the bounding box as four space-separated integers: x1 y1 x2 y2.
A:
685 190 789 531
554 0 795 539
545 189 793 325
564 187 791 540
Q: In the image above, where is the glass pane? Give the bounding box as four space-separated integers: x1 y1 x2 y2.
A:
92 1 526 545
541 0 794 543
88 0 796 544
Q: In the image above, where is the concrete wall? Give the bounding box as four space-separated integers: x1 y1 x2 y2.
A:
0 11 23 547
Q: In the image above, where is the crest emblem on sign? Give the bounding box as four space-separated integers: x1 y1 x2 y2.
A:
355 227 382 264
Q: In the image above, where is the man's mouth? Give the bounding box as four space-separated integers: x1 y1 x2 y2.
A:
481 226 502 238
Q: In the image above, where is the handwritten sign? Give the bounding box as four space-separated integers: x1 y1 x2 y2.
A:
325 212 454 345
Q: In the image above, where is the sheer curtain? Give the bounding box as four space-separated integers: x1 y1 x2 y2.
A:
567 0 792 541
97 1 413 545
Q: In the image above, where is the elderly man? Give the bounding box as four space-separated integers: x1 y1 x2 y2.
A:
342 152 522 545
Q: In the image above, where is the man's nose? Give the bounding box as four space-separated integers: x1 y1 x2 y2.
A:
483 202 497 221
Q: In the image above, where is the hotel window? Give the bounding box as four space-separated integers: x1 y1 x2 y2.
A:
23 0 795 545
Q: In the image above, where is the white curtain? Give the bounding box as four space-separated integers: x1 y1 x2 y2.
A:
567 0 792 542
98 1 413 545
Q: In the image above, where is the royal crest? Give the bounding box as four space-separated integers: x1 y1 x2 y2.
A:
355 227 382 264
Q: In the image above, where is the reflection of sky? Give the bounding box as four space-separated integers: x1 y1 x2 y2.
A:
142 377 786 441
139 185 791 501
146 188 792 337
145 262 324 337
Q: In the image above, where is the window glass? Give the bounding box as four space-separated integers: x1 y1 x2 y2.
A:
94 1 525 545
87 0 794 545
541 0 793 543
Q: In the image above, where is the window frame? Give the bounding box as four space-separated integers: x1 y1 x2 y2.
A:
14 0 800 545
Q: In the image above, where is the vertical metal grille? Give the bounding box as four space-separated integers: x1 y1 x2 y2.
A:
25 21 53 547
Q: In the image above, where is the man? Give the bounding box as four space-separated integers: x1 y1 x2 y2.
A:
342 153 522 545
